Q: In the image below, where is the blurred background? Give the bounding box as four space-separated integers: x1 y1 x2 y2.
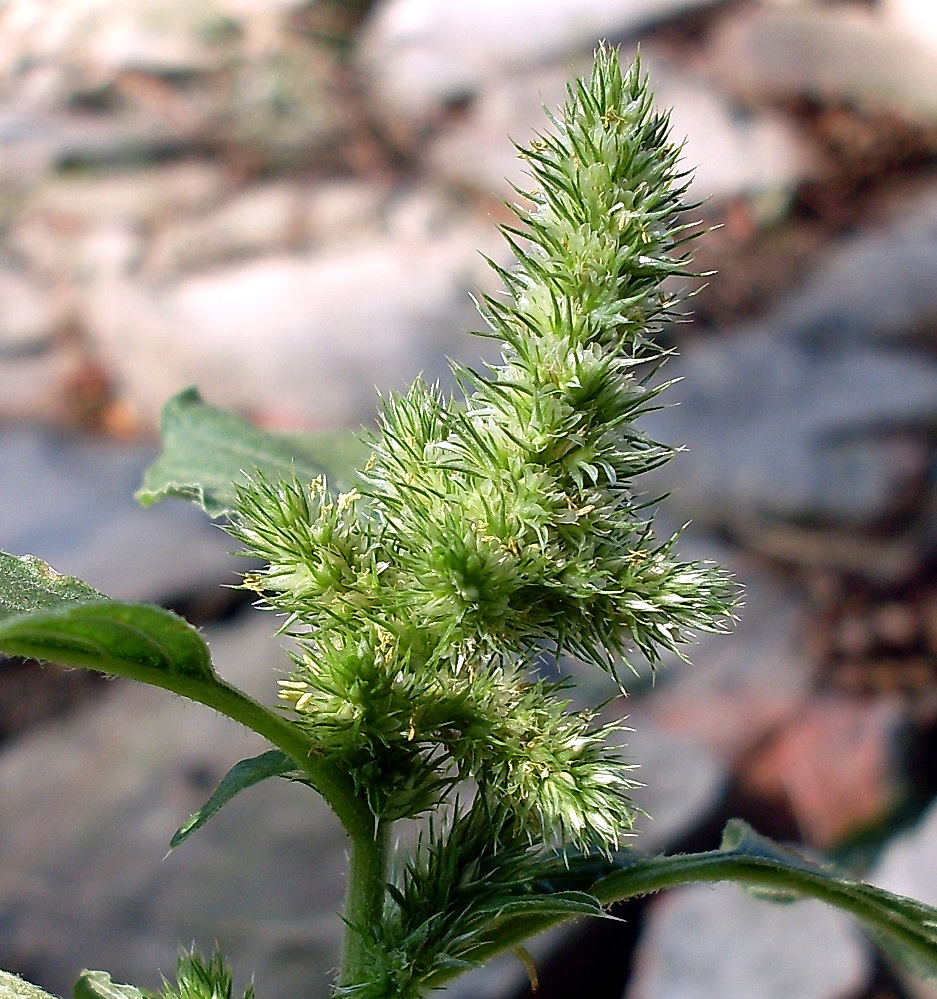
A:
2 0 937 997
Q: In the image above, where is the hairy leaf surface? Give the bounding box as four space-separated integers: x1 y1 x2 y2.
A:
471 821 937 985
595 816 937 989
0 552 213 684
72 972 145 999
0 552 103 619
0 970 61 999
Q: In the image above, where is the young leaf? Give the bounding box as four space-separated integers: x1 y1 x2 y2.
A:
602 822 937 981
72 973 145 999
426 820 937 989
0 970 62 999
137 387 367 518
472 891 604 921
170 749 300 849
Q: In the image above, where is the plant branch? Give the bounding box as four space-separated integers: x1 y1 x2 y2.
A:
423 823 937 988
172 674 374 842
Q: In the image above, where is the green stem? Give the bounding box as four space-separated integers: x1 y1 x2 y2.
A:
339 819 391 991
145 670 375 842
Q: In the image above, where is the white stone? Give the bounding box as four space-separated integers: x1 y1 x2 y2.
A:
303 180 390 247
358 0 726 123
148 182 308 274
0 266 60 349
427 52 813 204
0 0 299 87
83 0 231 77
84 219 506 428
0 0 233 101
26 161 223 229
627 881 872 999
712 7 937 123
882 0 937 55
872 799 937 999
147 180 408 277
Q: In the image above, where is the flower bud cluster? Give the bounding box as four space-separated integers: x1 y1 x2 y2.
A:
229 49 735 851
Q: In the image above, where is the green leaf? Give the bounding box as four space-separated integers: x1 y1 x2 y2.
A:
137 386 369 517
170 749 299 848
0 970 62 999
0 552 213 685
0 553 371 838
72 972 146 999
475 890 604 921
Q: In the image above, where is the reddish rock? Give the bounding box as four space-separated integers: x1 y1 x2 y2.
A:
647 566 812 764
737 695 909 849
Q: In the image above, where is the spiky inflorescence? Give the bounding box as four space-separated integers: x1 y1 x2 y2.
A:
340 805 604 999
159 951 254 999
228 47 735 853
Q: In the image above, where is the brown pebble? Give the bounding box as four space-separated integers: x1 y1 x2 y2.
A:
833 613 874 659
870 602 919 649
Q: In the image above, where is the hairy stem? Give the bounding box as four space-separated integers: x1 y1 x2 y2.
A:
339 819 391 991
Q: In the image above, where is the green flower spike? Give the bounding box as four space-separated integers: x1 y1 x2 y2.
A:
229 46 736 857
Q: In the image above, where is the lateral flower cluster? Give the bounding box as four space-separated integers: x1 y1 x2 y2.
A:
228 49 735 851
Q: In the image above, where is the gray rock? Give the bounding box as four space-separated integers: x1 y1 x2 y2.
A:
0 612 349 999
0 426 235 603
358 0 725 125
712 7 937 123
771 224 937 348
638 550 813 764
644 214 937 579
649 333 937 529
626 881 872 999
624 724 726 854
